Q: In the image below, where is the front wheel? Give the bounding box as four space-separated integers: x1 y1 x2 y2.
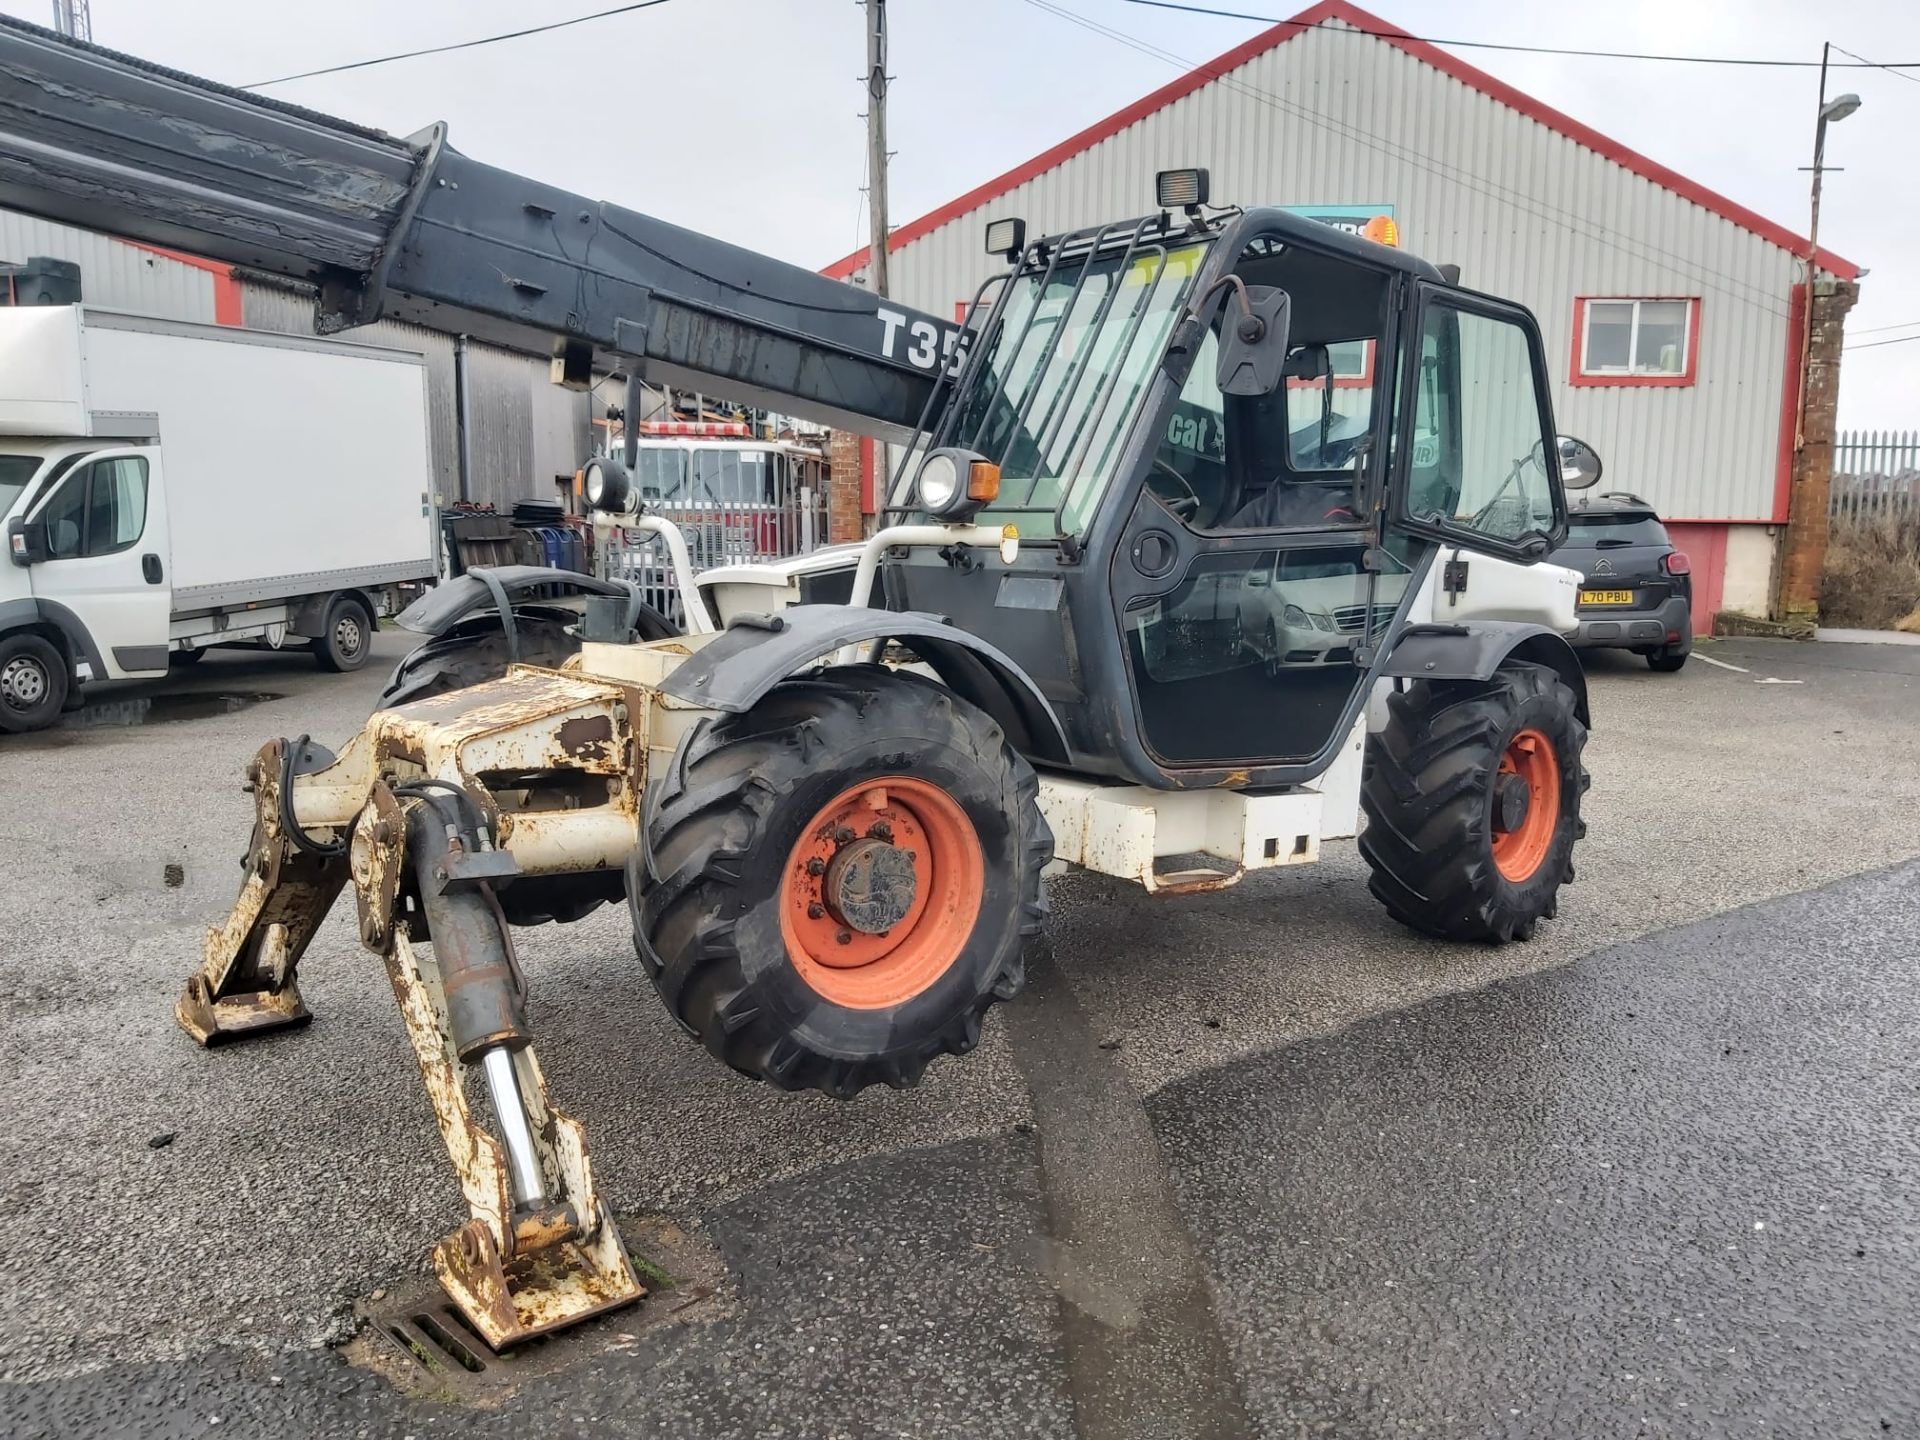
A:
632 666 1052 1098
1359 660 1588 943
0 633 68 734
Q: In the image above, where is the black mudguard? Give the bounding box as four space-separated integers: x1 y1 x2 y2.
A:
659 605 1071 764
1380 620 1589 725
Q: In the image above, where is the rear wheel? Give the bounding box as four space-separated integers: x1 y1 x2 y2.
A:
1647 646 1688 672
1359 660 1587 943
0 633 67 734
633 666 1051 1098
172 645 206 666
313 594 374 673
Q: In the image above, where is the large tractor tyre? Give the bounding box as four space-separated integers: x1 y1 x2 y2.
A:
377 604 678 710
0 632 68 734
1358 660 1588 944
313 594 375 673
378 616 584 710
633 666 1052 1099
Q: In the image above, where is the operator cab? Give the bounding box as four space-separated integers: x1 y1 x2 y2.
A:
883 180 1590 789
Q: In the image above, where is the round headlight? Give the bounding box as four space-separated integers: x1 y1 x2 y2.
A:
582 456 633 514
917 453 961 514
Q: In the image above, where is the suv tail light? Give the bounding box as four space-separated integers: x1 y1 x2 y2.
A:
1664 551 1691 576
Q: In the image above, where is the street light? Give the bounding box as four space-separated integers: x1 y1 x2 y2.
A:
1821 92 1862 125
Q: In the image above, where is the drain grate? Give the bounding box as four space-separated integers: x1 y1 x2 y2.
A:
381 1300 499 1387
344 1214 729 1404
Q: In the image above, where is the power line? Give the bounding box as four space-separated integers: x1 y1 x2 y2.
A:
1845 333 1920 352
1018 0 1797 321
1115 0 1920 72
1850 318 1920 335
1830 43 1920 88
243 0 675 89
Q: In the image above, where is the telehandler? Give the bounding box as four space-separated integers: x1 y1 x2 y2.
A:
0 18 1599 1347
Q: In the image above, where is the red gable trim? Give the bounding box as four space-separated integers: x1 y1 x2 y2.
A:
823 0 1857 283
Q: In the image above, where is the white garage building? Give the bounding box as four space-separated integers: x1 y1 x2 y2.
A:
824 0 1859 628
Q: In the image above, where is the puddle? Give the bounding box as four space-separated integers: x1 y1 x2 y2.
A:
58 691 283 729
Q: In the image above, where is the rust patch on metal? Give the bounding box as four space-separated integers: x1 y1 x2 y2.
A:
350 782 407 954
554 714 614 764
1149 867 1243 896
176 737 347 1046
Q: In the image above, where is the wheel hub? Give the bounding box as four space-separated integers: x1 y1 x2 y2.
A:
1493 772 1532 833
2 655 46 708
825 838 918 935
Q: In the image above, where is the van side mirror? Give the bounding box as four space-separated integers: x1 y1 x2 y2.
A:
6 516 47 566
1215 285 1292 396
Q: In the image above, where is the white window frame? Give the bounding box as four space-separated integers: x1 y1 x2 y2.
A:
1577 297 1696 381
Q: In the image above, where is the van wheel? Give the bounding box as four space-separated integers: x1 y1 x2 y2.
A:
173 645 206 666
313 595 374 673
0 633 69 734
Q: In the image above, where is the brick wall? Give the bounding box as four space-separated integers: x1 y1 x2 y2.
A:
827 429 867 544
1775 278 1860 622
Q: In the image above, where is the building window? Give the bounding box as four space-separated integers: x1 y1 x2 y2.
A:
1571 297 1699 387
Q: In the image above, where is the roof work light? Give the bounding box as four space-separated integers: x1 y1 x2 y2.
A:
1155 168 1210 211
984 216 1027 259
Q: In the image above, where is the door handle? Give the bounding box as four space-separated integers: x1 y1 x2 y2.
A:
142 553 163 584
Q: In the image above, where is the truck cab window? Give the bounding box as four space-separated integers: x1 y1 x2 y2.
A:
36 454 148 558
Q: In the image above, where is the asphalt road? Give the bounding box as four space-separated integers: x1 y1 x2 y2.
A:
0 634 1915 1437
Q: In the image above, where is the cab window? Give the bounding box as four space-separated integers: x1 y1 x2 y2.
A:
1146 243 1390 533
36 455 149 558
1404 301 1558 546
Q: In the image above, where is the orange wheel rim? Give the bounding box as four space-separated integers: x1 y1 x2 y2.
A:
779 776 983 1010
1490 728 1561 883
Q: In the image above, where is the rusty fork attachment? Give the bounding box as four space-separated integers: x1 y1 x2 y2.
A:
178 736 645 1349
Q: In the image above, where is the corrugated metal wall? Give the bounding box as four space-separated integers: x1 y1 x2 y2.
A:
0 209 218 321
852 20 1800 522
239 276 588 511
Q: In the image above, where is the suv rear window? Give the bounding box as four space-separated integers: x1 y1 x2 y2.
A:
1566 513 1669 545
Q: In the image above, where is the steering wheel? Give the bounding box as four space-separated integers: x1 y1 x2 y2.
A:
1148 459 1201 523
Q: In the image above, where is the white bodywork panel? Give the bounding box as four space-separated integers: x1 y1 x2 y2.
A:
1038 712 1367 893
1405 545 1580 633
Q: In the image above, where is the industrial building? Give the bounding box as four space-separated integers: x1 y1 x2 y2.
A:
0 207 587 514
824 0 1860 627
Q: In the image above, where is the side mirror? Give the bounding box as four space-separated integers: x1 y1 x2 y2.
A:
1215 284 1292 396
1244 568 1269 587
1555 435 1603 490
6 516 47 566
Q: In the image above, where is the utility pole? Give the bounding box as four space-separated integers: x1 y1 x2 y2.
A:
51 0 91 41
863 0 890 299
1772 42 1862 623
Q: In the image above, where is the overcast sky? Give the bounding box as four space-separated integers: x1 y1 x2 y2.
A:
10 0 1915 430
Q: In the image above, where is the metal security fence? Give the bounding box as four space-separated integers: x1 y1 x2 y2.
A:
1832 430 1920 523
600 434 830 626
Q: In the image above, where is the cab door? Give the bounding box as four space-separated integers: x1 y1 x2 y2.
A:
25 448 170 677
1389 284 1566 560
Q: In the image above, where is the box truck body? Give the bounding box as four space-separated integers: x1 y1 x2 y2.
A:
0 306 437 731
